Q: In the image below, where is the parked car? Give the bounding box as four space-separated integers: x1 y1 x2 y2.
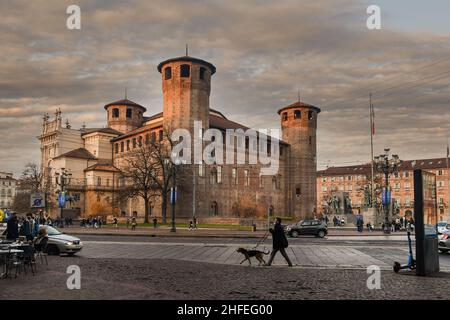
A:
438 229 450 253
437 221 449 234
1 225 83 256
286 219 328 238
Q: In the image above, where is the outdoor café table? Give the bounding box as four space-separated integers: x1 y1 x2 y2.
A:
0 249 24 279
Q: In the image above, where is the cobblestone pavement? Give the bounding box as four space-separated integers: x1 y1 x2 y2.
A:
77 239 450 271
2 257 450 300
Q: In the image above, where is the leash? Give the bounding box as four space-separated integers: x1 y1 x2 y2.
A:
252 230 270 250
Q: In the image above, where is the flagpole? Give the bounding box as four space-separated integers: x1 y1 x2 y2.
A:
447 137 449 221
370 93 375 208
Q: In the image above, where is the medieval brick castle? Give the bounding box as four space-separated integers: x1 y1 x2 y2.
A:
38 55 320 223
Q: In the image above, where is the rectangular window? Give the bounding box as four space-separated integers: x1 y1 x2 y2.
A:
217 166 222 184
198 163 204 177
126 140 130 151
159 130 163 141
244 170 250 186
322 177 327 183
120 141 124 152
126 108 132 119
199 67 206 80
133 138 137 148
322 186 327 192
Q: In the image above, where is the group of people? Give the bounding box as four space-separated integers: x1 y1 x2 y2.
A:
80 217 106 228
6 212 41 241
332 216 345 227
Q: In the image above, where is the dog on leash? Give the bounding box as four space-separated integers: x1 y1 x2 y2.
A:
236 247 270 266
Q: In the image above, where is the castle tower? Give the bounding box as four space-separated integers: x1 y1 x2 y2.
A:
104 99 146 134
157 55 216 133
278 101 320 219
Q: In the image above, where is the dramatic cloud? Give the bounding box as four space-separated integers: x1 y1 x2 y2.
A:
1 0 450 176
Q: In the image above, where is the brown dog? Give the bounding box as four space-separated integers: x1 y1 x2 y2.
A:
236 247 270 266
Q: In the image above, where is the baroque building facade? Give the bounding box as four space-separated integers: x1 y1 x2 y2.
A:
38 55 320 223
317 157 450 222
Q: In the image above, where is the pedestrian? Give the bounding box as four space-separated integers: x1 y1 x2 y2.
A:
23 215 33 241
266 217 293 267
193 216 198 229
131 217 137 231
6 212 19 241
113 217 118 228
189 220 194 230
152 217 157 229
126 217 130 229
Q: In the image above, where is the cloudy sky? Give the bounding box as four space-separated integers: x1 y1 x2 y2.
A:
1 0 450 176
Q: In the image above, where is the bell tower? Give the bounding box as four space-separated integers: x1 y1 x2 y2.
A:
278 101 320 219
157 55 216 133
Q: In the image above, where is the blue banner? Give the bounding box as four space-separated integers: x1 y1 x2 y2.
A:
58 191 66 208
382 188 391 205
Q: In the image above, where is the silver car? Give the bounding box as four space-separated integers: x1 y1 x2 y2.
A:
1 225 83 256
438 229 450 253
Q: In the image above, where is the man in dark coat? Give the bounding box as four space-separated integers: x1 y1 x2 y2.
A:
6 213 19 241
266 217 293 267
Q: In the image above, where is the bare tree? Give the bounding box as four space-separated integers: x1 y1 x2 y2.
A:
13 163 46 214
120 145 160 224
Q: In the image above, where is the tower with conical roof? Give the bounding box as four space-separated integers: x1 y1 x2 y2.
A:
157 54 216 133
278 100 320 219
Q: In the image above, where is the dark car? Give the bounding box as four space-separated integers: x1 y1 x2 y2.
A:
286 219 328 238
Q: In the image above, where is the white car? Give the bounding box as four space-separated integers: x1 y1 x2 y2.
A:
1 225 83 256
438 221 449 234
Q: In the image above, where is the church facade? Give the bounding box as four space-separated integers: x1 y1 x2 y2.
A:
38 55 320 223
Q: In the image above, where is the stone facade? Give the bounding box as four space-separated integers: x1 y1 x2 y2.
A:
0 172 16 210
38 55 320 222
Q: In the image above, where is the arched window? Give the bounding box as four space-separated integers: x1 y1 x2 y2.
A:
138 136 142 147
132 138 137 148
97 177 102 186
294 110 301 119
308 111 313 120
112 108 119 118
159 130 163 141
282 112 288 121
180 64 190 78
151 132 156 143
126 108 133 119
199 67 206 80
165 67 172 80
145 133 150 145
120 141 124 152
114 143 119 154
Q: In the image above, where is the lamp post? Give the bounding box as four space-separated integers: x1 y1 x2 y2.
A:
374 148 400 234
167 158 185 233
55 168 72 228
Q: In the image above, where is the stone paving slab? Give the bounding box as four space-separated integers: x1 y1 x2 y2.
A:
77 240 450 271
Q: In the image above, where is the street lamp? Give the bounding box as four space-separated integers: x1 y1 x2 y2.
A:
167 157 185 233
374 148 400 234
55 168 72 228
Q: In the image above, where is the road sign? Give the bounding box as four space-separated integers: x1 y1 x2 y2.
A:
30 192 46 208
170 187 177 205
58 192 66 208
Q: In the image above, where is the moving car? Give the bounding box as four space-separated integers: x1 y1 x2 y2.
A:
286 219 328 238
438 229 450 253
1 225 83 256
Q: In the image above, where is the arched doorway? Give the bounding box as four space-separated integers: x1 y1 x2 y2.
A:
210 201 218 216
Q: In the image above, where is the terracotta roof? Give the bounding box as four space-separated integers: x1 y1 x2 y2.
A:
157 56 216 74
317 164 372 177
54 148 96 160
318 157 450 176
104 99 147 112
84 163 121 173
277 101 321 115
81 128 122 136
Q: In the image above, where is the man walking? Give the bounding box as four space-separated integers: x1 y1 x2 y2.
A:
266 217 293 267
